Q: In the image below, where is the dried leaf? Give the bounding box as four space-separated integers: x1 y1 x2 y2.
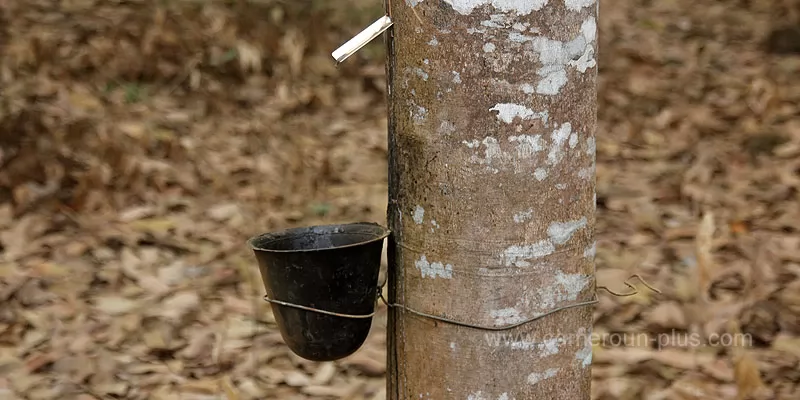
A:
179 330 214 360
651 349 714 370
236 378 267 398
220 376 239 400
284 371 310 387
341 351 385 377
311 362 337 385
180 379 219 394
733 351 764 400
118 206 156 222
155 292 199 322
646 302 687 330
207 203 240 222
129 218 175 233
695 212 717 299
94 296 140 316
770 335 800 359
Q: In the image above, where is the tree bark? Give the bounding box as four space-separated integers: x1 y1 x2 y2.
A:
386 0 597 398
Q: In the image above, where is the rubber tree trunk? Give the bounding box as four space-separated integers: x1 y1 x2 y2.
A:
385 1 597 399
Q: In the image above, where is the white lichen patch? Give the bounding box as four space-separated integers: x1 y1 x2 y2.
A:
547 123 572 165
520 83 535 94
547 217 587 245
583 242 596 259
428 36 439 46
538 271 590 308
490 103 548 125
430 220 440 233
569 132 578 148
483 42 496 52
527 368 559 385
406 0 424 6
452 71 462 83
509 338 561 356
498 394 510 400
504 16 597 95
564 0 595 11
509 31 536 43
575 338 592 368
507 338 537 350
444 0 549 15
578 167 593 180
415 255 454 279
411 105 428 124
450 342 456 350
467 392 488 400
586 136 596 155
580 16 597 42
509 134 544 159
464 135 546 173
412 205 425 224
463 139 481 149
490 307 525 325
534 168 548 181
555 183 568 190
471 137 503 169
503 240 555 267
536 68 568 95
568 17 598 73
412 67 429 81
513 209 534 223
481 13 509 28
540 338 562 356
439 121 456 135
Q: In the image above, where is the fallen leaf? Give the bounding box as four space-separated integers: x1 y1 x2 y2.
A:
156 292 199 322
311 362 337 385
702 359 734 382
770 335 800 359
118 206 156 222
236 378 267 398
31 262 70 279
341 351 385 377
651 349 714 370
695 212 718 299
220 376 239 400
284 371 310 387
302 384 359 398
594 347 654 365
94 296 140 316
730 221 748 235
646 302 687 330
129 218 175 233
733 351 764 400
207 203 240 222
95 382 130 397
179 330 214 360
24 352 54 373
180 379 219 394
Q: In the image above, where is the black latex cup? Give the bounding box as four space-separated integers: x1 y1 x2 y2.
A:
248 222 390 361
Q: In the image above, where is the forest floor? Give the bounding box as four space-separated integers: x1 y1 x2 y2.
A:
1 0 799 399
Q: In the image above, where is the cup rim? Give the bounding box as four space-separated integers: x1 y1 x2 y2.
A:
247 222 391 254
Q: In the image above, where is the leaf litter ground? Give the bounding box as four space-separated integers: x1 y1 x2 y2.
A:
1 0 799 399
